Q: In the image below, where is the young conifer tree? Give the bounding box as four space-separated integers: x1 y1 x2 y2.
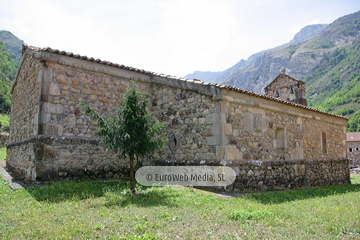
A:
82 82 166 192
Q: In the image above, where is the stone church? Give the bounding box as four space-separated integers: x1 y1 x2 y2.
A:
6 45 350 191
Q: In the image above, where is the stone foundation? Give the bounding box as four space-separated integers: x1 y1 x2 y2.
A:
155 158 350 191
7 136 130 181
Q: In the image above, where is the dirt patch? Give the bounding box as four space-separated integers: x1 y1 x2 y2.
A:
0 160 5 168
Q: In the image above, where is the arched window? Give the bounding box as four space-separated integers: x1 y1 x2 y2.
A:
275 90 280 98
290 86 295 101
322 132 327 154
275 127 285 149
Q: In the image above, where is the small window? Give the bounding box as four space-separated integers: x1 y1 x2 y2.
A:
275 90 280 98
275 127 285 149
290 86 295 101
356 147 359 151
322 132 327 154
349 148 353 152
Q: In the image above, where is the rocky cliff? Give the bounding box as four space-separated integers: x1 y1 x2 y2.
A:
185 11 360 129
185 23 329 88
290 24 328 44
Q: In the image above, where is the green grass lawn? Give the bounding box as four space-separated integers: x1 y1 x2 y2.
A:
0 147 6 161
351 174 360 184
0 176 359 239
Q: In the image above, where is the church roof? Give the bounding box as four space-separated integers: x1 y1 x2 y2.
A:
21 45 347 120
347 132 360 142
264 70 305 91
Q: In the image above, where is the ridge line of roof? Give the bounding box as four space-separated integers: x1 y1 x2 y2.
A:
264 73 306 90
22 44 347 120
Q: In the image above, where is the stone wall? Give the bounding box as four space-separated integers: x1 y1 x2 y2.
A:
149 81 217 161
264 72 307 106
6 139 37 180
347 142 360 166
150 81 346 163
0 134 9 148
302 117 345 159
155 158 350 192
7 136 131 181
7 49 154 180
216 89 346 161
6 53 43 180
9 54 42 142
39 60 149 138
7 46 349 183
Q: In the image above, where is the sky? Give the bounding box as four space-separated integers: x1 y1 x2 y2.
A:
1 0 359 78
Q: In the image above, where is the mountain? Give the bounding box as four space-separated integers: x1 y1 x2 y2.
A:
185 59 250 83
302 12 360 131
184 70 224 83
185 11 360 131
219 22 339 93
0 30 24 62
185 24 328 86
0 31 23 113
290 24 328 44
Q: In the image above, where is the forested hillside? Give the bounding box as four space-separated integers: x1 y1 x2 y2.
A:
0 41 18 113
301 13 360 131
0 31 23 113
0 30 23 62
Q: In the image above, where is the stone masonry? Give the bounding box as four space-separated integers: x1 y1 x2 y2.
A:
156 158 349 192
265 70 307 106
0 134 8 148
346 132 360 166
6 45 350 189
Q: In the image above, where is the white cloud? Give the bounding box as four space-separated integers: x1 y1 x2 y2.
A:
1 0 359 77
154 0 238 74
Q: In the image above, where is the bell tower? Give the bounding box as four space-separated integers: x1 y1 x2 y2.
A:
264 69 307 106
